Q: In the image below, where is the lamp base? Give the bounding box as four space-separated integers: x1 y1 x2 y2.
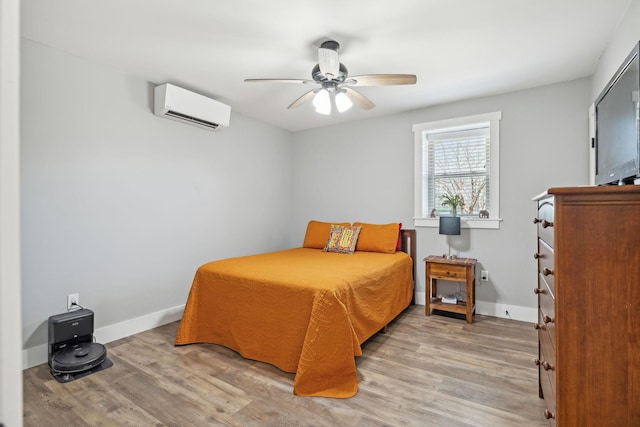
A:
444 243 458 259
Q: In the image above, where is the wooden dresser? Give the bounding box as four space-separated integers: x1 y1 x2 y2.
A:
532 186 640 426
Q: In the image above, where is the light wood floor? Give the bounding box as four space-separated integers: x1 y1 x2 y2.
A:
24 305 548 426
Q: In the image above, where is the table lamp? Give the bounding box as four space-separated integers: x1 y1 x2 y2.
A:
439 216 461 259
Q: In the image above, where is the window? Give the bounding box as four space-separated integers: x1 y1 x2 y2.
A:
413 112 501 229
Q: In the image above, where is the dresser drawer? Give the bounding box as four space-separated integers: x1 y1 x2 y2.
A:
538 281 556 346
537 239 555 296
539 359 557 425
538 320 556 424
536 197 554 248
428 263 467 280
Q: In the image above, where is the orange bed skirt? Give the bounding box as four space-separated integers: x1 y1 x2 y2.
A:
175 247 413 398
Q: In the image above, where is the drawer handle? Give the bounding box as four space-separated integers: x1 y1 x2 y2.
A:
533 217 542 224
533 287 547 295
536 359 555 371
542 220 554 228
543 267 554 276
534 323 546 331
533 252 542 259
543 315 555 324
544 409 556 420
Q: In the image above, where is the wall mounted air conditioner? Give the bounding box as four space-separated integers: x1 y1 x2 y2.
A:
153 83 230 131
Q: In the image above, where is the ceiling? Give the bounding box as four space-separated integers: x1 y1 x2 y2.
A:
21 0 632 132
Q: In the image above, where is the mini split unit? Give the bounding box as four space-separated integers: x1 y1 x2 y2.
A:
154 83 231 131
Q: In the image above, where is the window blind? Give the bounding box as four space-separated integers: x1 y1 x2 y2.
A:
422 125 490 217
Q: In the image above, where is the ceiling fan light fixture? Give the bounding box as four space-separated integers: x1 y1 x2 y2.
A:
246 39 417 115
335 91 353 113
313 89 331 115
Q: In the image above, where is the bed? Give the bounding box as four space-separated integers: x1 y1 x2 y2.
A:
175 221 416 398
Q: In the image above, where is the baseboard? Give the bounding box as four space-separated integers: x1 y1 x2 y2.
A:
414 291 536 322
23 304 185 370
414 291 427 306
475 301 536 322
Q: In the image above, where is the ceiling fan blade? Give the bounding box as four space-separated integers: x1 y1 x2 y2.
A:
287 89 318 109
318 41 340 79
348 74 417 86
343 87 375 110
244 78 315 84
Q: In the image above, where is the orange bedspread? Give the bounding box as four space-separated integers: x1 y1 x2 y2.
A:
175 247 413 398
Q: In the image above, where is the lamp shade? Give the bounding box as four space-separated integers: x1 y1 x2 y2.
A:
335 91 353 113
439 216 461 235
312 89 331 115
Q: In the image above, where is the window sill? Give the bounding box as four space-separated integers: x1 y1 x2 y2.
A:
413 217 502 229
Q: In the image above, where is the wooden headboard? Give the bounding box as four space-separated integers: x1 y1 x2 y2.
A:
400 229 416 304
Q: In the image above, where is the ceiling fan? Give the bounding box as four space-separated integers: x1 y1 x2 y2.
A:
245 40 417 115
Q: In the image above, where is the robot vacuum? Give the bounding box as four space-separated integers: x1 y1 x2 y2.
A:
48 308 112 383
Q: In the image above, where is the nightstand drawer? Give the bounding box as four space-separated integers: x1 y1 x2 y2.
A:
429 263 467 280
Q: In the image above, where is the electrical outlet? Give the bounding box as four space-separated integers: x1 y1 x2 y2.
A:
480 270 489 281
67 293 79 310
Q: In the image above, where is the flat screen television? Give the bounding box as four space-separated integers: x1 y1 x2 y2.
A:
594 41 640 185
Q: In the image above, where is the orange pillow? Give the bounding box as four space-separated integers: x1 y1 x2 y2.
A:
353 222 400 253
302 220 350 249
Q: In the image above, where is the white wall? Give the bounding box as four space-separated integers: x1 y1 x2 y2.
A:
21 40 293 365
292 78 591 321
591 0 640 100
1 0 23 424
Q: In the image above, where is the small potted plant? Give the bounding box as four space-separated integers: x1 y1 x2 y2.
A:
440 194 464 216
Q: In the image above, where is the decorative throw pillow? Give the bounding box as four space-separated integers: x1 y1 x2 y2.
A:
323 225 362 254
303 220 351 249
352 222 400 254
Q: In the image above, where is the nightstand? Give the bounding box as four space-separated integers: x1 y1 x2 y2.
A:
424 255 477 323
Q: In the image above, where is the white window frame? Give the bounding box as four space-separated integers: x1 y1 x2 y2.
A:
413 112 502 229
